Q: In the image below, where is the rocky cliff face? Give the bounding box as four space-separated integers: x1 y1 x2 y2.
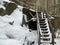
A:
0 1 17 16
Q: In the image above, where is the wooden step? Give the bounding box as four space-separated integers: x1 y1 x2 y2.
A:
42 32 48 34
42 38 50 41
41 35 49 37
42 30 48 32
41 28 48 31
39 19 45 21
40 21 45 23
40 26 47 28
40 25 46 27
40 23 46 25
41 37 50 39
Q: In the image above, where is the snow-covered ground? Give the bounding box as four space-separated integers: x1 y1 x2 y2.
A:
0 39 22 45
0 0 38 45
55 38 60 45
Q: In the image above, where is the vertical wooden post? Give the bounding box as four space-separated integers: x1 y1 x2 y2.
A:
35 0 41 45
54 0 56 15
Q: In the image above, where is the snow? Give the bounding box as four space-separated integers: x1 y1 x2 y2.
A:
0 3 30 45
0 0 6 10
55 38 60 45
0 33 8 39
0 1 38 44
3 0 11 3
0 5 5 10
0 39 22 45
27 31 37 42
0 0 3 3
27 31 38 45
10 7 23 26
0 0 14 10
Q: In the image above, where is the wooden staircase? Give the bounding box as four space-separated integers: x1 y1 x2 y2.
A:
37 12 52 45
